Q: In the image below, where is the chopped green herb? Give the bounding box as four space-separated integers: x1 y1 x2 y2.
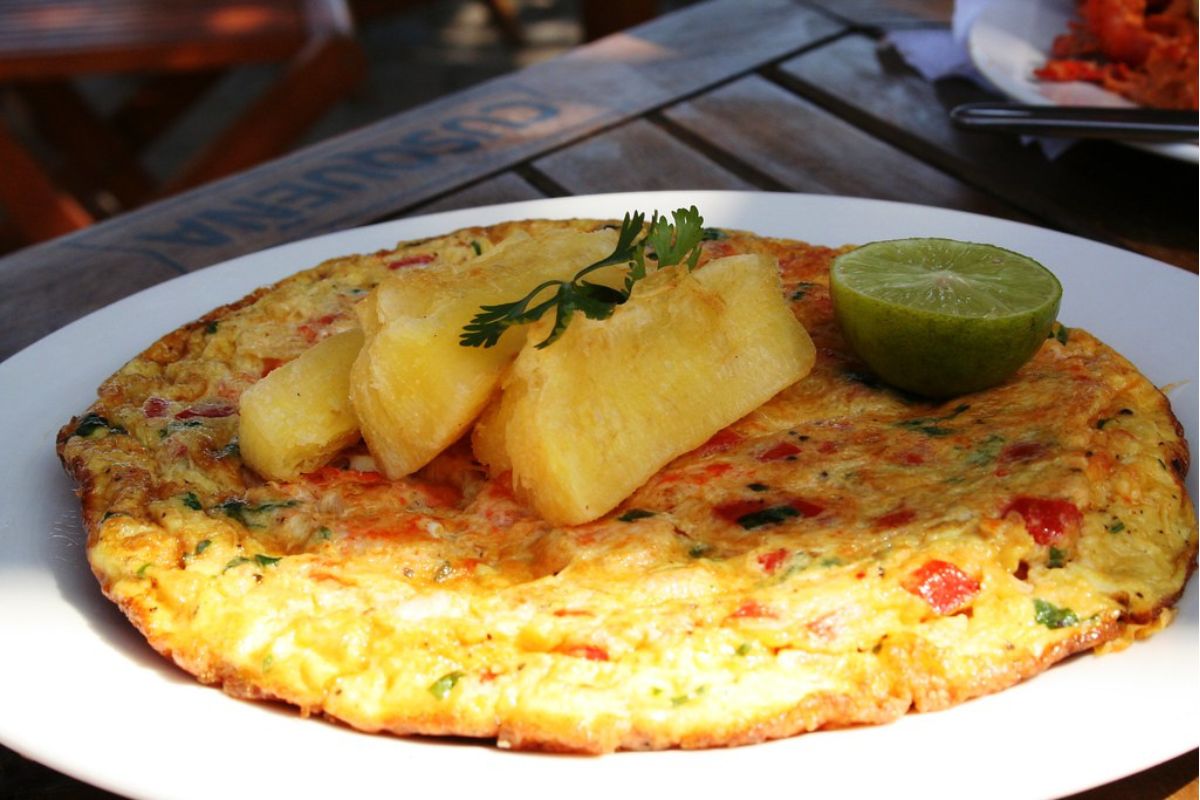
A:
819 557 844 567
74 413 125 438
1034 598 1078 629
701 227 727 241
746 482 770 492
737 505 800 530
470 239 482 256
1095 418 1111 430
966 434 1005 466
670 694 690 707
136 563 151 577
194 539 211 555
790 281 815 301
735 643 752 656
895 404 969 438
1047 547 1067 569
205 321 219 334
223 557 251 572
254 554 282 567
1049 324 1070 345
429 671 464 699
159 419 203 438
316 526 333 540
182 492 202 511
618 509 656 522
688 543 711 559
215 441 240 459
1107 520 1126 534
460 207 705 349
219 498 298 526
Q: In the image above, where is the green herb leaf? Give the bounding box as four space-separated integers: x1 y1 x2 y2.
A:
790 282 815 301
182 492 203 510
896 404 970 438
194 539 211 555
618 508 656 522
1047 547 1067 568
74 413 125 438
1107 520 1126 534
254 554 282 567
737 505 800 530
459 207 705 350
1034 598 1078 629
429 671 464 699
219 498 298 527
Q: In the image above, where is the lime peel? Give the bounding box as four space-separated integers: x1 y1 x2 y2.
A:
830 238 1062 399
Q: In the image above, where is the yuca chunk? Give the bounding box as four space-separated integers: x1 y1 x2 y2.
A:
238 328 364 481
351 228 622 478
486 253 816 525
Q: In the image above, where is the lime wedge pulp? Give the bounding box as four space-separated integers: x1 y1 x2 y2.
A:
829 238 1062 398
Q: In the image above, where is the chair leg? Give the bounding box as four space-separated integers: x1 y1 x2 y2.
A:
111 71 223 151
483 0 525 46
162 35 367 196
0 118 93 243
17 81 155 210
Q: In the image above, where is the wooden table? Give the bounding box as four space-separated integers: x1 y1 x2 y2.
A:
1 1 1195 796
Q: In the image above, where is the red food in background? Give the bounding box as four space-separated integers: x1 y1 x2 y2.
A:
1035 0 1198 110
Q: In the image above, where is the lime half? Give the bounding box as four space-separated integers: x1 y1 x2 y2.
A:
830 238 1062 398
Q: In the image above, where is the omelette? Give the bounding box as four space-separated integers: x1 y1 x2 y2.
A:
57 218 1197 753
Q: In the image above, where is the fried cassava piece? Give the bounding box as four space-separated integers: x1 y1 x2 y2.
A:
58 217 1197 753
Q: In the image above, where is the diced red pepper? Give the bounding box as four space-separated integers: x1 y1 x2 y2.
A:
757 548 789 574
714 499 766 524
758 441 800 461
693 428 745 457
176 401 236 419
904 559 980 615
995 441 1047 475
143 397 169 418
1003 496 1082 545
730 600 776 619
305 466 387 485
387 253 435 270
558 644 609 661
875 508 916 529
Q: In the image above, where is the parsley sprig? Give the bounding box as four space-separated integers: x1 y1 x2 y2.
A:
459 207 705 350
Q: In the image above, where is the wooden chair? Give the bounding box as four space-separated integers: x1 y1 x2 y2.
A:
0 0 366 244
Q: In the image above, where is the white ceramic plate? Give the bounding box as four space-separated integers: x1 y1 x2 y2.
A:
967 0 1199 163
1 192 1195 800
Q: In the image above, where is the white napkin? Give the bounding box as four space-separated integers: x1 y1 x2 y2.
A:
886 0 1075 158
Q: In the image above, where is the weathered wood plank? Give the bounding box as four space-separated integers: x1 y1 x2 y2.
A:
531 119 756 194
409 172 545 215
796 0 952 28
775 34 1198 270
661 74 1031 220
0 0 841 356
